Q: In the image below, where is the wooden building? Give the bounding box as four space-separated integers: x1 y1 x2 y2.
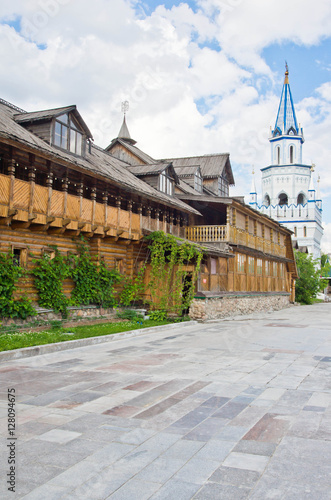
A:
0 98 297 315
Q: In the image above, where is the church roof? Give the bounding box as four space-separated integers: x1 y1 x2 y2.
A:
165 154 234 184
272 65 299 137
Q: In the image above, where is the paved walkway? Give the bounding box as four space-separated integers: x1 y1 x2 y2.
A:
1 303 331 499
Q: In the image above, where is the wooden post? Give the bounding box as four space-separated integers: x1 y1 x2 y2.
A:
28 156 36 218
62 175 68 218
176 215 181 236
46 162 53 217
103 192 108 227
116 197 121 228
8 159 15 211
91 187 96 225
146 206 152 231
169 211 174 234
128 200 133 237
77 181 84 219
137 203 142 235
155 209 160 231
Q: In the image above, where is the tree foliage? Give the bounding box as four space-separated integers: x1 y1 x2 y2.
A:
295 251 330 304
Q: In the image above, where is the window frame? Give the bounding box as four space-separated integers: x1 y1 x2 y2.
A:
53 113 84 156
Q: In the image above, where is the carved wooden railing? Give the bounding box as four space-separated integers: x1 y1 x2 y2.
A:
186 224 286 257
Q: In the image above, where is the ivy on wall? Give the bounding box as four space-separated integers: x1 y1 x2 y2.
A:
0 252 36 320
32 247 70 317
69 240 121 308
144 231 203 314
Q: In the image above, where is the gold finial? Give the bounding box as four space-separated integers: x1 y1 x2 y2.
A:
317 175 320 183
311 162 315 172
284 61 289 84
252 166 255 175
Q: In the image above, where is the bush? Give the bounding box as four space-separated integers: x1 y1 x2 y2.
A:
295 251 329 304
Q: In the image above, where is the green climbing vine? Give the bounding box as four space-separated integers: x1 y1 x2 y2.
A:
69 239 121 308
0 252 36 320
32 247 69 317
145 231 203 314
119 263 146 307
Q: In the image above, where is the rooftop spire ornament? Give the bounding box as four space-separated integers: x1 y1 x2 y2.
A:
121 100 129 117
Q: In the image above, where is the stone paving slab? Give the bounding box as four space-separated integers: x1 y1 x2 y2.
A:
0 303 330 499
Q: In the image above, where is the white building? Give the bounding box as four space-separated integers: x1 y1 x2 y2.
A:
250 66 323 260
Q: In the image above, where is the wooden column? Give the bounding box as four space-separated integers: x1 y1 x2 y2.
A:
62 175 68 218
46 167 53 217
8 159 15 211
176 215 181 236
169 211 174 234
128 200 133 237
28 157 36 218
103 192 108 227
137 203 142 234
155 209 160 231
77 181 84 219
91 187 96 225
116 197 121 228
146 206 152 231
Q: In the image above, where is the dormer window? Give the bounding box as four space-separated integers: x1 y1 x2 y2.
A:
159 171 173 196
218 175 229 197
194 170 202 192
54 113 83 155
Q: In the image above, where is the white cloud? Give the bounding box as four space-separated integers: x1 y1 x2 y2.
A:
1 0 331 250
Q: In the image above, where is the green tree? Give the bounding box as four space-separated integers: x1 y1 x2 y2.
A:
295 251 329 304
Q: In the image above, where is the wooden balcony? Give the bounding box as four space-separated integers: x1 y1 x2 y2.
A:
186 225 286 258
0 174 185 239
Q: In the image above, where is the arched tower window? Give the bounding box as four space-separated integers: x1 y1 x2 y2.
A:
297 193 305 205
276 146 281 165
294 227 297 237
289 145 294 163
303 226 307 237
278 193 288 206
263 194 270 207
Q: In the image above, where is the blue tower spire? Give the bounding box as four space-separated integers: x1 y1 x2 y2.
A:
272 63 299 136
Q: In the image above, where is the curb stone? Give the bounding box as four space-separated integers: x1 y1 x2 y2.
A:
0 321 197 362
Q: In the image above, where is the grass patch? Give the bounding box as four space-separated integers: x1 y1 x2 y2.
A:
0 318 179 352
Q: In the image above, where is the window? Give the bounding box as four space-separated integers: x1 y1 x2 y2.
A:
54 113 83 155
264 260 270 276
194 171 203 192
218 175 229 197
248 256 255 274
276 146 280 165
12 247 27 267
159 171 173 196
297 193 305 205
278 193 288 206
294 226 297 237
210 258 217 275
237 254 246 273
263 194 270 207
303 226 307 237
289 145 294 163
257 258 263 275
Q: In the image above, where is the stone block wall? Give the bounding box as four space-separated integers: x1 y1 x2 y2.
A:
189 294 291 321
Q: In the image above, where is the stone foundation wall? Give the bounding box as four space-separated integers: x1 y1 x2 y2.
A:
1 305 117 327
189 294 291 321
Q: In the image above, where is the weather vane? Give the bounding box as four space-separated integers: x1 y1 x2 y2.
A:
121 101 129 116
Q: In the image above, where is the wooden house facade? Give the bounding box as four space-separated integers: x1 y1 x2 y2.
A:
0 98 297 317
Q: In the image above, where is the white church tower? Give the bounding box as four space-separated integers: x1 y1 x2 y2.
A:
251 65 323 259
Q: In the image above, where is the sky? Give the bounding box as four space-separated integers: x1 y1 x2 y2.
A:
1 0 331 252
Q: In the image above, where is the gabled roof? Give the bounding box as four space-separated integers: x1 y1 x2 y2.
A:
173 165 201 177
105 138 156 165
14 105 93 139
165 153 235 184
176 179 202 196
128 162 179 184
0 100 200 216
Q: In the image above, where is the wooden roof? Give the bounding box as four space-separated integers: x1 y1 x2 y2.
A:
106 138 156 165
128 162 180 184
165 153 235 184
0 101 200 216
14 105 93 139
